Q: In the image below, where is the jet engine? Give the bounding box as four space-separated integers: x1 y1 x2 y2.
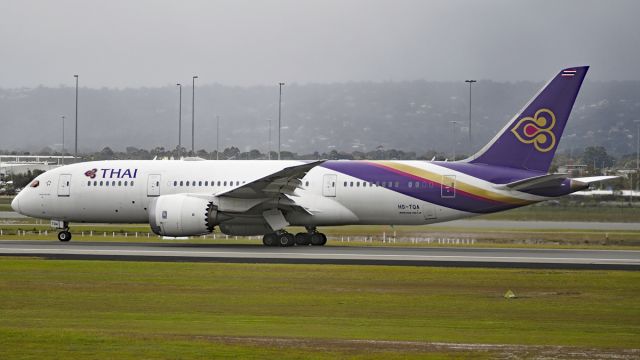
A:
149 194 220 237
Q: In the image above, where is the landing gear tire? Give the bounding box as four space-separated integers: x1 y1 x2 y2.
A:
278 232 295 247
262 233 277 247
58 231 72 242
295 232 311 246
310 232 327 246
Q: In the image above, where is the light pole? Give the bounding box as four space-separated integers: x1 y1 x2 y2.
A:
635 120 640 171
216 115 220 160
177 83 182 158
635 120 640 197
278 82 284 160
192 75 198 154
465 79 476 147
61 115 65 165
267 118 271 160
74 75 78 159
450 120 458 161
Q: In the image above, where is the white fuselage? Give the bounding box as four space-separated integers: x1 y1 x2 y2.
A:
12 159 549 233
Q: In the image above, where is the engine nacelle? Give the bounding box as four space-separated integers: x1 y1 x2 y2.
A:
149 194 217 237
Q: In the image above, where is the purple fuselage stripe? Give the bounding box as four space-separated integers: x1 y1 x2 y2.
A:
322 161 525 214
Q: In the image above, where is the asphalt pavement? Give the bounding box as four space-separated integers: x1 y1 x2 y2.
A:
1 240 638 270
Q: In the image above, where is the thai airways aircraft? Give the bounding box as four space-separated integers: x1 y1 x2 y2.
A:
11 66 615 246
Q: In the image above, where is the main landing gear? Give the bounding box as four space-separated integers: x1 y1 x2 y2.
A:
262 228 327 247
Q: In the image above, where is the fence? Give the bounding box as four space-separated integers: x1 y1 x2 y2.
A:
0 229 477 245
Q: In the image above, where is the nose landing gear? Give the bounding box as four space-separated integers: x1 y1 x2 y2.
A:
57 230 72 242
51 220 71 242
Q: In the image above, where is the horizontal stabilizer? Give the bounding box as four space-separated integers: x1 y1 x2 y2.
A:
497 173 568 192
571 176 619 185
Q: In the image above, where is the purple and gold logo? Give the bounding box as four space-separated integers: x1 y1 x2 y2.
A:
510 108 556 152
84 168 138 179
84 168 98 178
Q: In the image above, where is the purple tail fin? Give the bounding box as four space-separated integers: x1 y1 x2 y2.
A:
467 66 588 172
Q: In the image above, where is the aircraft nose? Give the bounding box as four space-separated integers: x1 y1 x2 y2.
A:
11 195 20 213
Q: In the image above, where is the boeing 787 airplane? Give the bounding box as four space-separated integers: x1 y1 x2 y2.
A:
11 66 615 246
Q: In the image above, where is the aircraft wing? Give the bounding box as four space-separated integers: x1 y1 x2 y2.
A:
216 160 325 200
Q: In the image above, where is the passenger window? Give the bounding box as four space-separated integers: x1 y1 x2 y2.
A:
382 181 386 187
174 181 177 186
131 181 134 186
87 181 91 186
105 181 109 187
344 181 347 187
186 181 190 186
236 181 239 186
408 182 413 188
217 181 221 186
356 182 360 187
112 181 116 186
124 181 128 186
180 181 183 186
305 181 309 186
100 181 103 186
199 181 202 186
350 181 353 187
224 181 227 186
205 181 208 186
395 181 399 188
93 181 97 186
332 181 335 188
118 181 122 186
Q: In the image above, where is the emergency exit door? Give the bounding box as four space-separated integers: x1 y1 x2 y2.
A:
441 175 456 198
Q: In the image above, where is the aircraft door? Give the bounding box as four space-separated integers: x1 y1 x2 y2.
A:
322 174 337 197
147 174 161 197
423 205 437 220
57 174 71 197
441 175 456 198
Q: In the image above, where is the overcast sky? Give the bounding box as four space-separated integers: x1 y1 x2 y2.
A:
1 0 638 88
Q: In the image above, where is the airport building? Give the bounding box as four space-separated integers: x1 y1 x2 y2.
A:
0 155 74 178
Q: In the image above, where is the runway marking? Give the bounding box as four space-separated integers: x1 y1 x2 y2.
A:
0 247 638 264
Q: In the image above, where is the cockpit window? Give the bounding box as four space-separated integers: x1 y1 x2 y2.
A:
30 180 40 188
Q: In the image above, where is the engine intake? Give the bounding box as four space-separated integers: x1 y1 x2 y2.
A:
149 194 218 237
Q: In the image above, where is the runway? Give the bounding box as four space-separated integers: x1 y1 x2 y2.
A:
1 240 639 270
